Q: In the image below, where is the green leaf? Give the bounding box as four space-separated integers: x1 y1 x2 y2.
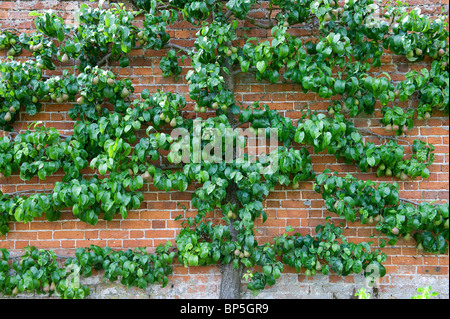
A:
256 61 266 73
351 132 361 143
98 163 107 175
279 44 290 59
262 265 272 276
188 254 198 266
241 60 250 73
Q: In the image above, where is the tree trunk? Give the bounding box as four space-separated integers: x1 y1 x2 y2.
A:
219 59 243 299
219 183 243 299
219 254 243 299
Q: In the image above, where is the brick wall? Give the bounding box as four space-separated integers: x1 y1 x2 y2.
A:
0 0 449 299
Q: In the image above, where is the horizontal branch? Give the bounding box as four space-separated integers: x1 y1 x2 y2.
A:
8 253 71 260
231 66 259 76
232 121 247 129
244 17 274 29
97 45 144 67
163 42 197 55
399 198 420 206
358 128 411 146
96 42 195 67
96 52 112 67
0 189 52 197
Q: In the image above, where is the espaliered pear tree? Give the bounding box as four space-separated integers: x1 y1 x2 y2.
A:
0 0 449 299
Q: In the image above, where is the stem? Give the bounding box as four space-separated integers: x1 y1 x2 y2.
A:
244 17 273 29
232 122 246 129
96 52 112 67
399 198 420 206
97 45 144 67
224 9 233 20
218 54 243 299
164 42 196 55
8 253 71 260
358 128 411 146
0 189 52 196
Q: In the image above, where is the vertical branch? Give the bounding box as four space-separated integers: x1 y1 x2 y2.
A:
219 55 244 299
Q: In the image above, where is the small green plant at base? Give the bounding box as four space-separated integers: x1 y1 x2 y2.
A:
242 270 253 282
411 286 439 299
355 287 371 299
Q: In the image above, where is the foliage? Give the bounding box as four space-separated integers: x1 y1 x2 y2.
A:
411 286 439 299
0 0 448 298
0 243 174 299
355 287 371 299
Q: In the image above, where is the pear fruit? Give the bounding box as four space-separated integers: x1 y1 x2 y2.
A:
121 87 130 98
77 95 85 104
4 112 12 122
61 53 69 63
6 48 16 56
385 168 392 176
315 261 322 271
141 171 151 181
402 125 408 134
